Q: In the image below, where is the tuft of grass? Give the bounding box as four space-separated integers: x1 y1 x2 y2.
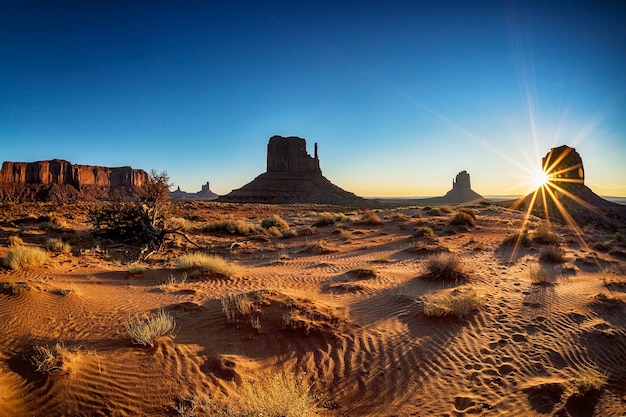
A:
127 264 147 275
204 218 256 236
533 224 560 245
125 309 177 347
575 366 608 394
313 212 335 227
305 240 336 254
423 287 482 318
30 342 78 373
282 229 298 238
424 253 468 282
176 253 241 277
529 264 558 285
348 267 377 278
613 232 626 243
413 226 435 238
502 230 532 247
261 214 290 231
7 235 24 247
457 207 477 219
539 245 566 263
45 238 71 253
427 208 441 216
359 210 382 225
449 212 475 227
4 246 48 270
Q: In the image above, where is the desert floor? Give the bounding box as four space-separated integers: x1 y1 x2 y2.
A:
0 201 625 417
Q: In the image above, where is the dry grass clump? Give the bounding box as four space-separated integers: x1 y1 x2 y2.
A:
221 293 257 322
613 232 626 243
457 207 477 219
533 224 560 245
30 342 78 373
359 210 382 225
4 246 48 270
305 240 336 254
1 281 33 295
45 238 72 253
125 309 177 347
502 230 532 247
424 253 468 282
413 226 435 238
7 235 24 247
575 366 608 394
313 212 335 227
529 264 558 285
204 218 256 236
176 253 241 278
348 267 377 278
423 287 482 318
449 212 475 227
539 245 566 263
261 214 290 231
426 208 441 216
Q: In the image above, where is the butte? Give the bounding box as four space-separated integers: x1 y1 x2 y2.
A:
219 136 368 205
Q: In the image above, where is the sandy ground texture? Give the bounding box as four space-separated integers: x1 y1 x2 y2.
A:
0 201 625 416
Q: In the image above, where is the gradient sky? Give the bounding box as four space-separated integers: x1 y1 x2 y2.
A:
2 1 625 197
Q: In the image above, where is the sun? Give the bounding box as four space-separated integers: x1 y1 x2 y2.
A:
531 170 549 190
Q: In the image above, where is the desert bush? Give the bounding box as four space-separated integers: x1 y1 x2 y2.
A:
204 218 255 236
424 253 468 282
88 201 145 240
313 212 335 227
348 267 377 278
539 245 566 263
4 246 48 270
45 238 72 253
426 208 441 216
282 229 298 238
359 210 382 225
533 224 560 245
575 366 608 394
305 240 336 254
439 206 452 214
457 207 477 219
612 232 626 243
449 212 475 227
7 235 24 247
423 287 482 318
30 342 74 373
529 264 558 285
261 214 290 231
333 212 347 222
502 231 532 247
127 264 147 275
125 309 177 347
413 226 435 238
175 253 240 277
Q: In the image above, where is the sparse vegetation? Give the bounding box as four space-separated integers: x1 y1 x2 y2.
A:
413 226 435 238
449 212 475 227
423 287 482 318
45 238 72 253
261 214 290 231
176 253 241 277
7 235 24 247
427 208 441 216
533 224 560 245
30 342 77 373
575 366 608 394
424 253 468 282
125 309 177 347
348 267 377 278
457 207 477 219
204 218 256 236
539 245 566 263
305 240 336 254
502 230 532 247
4 246 48 270
313 212 335 227
359 210 382 225
529 264 558 285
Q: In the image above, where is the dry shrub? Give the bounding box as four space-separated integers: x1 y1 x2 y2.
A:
204 218 256 236
45 238 72 253
359 210 382 225
282 229 298 238
348 267 377 278
575 366 608 394
125 309 177 347
30 342 78 373
413 226 435 238
424 253 468 282
313 212 335 227
176 253 241 277
529 264 558 285
533 224 560 245
427 208 441 216
261 214 290 231
7 235 24 247
539 245 566 263
423 287 482 318
305 240 336 254
457 207 477 219
449 212 475 227
502 230 532 247
4 246 48 270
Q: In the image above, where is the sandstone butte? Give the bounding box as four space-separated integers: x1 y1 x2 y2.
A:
0 159 148 202
219 135 370 205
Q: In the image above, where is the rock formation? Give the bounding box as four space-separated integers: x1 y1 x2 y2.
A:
440 171 484 204
219 136 368 205
170 182 219 200
0 159 148 201
514 145 624 222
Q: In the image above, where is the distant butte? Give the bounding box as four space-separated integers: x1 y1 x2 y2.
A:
219 136 369 205
513 145 625 222
0 159 147 202
171 182 219 200
440 171 484 204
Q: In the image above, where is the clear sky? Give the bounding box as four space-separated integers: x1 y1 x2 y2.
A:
2 1 625 197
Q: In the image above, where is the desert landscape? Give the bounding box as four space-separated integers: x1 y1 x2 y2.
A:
0 195 625 416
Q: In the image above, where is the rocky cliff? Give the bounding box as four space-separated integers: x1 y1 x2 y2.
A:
220 136 368 205
0 159 148 201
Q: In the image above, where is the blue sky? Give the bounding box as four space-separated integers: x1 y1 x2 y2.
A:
1 1 625 197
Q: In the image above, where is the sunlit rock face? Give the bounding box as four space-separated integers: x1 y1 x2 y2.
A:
515 145 623 224
0 159 148 201
220 136 368 205
440 171 483 204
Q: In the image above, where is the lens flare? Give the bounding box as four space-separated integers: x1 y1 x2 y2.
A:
532 171 549 190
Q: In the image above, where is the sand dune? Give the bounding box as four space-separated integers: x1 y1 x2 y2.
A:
0 202 625 416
